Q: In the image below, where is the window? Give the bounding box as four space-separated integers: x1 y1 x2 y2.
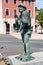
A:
5 0 8 3
14 0 16 4
14 9 17 17
5 9 9 15
21 0 24 3
14 10 16 14
28 0 31 5
14 9 16 16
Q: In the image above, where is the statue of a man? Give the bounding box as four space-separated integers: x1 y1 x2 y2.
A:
15 4 33 61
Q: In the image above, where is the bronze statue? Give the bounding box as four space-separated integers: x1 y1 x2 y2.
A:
14 3 34 61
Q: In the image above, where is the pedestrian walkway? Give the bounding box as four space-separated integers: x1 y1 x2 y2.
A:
10 32 43 40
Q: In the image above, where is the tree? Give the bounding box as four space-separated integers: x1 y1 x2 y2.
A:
35 9 43 33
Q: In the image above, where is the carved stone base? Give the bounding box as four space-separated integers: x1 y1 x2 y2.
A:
8 52 43 65
15 54 34 61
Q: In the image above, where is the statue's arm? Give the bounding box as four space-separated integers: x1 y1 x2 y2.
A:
28 15 33 31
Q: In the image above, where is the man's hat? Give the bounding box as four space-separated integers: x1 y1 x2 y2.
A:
18 3 26 10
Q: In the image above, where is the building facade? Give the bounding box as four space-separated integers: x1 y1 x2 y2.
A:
0 0 35 34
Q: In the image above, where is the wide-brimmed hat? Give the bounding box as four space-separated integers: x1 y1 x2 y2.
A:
18 3 26 10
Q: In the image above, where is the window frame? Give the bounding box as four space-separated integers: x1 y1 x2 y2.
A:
14 9 16 15
28 0 32 5
5 8 10 16
20 0 24 3
4 0 10 4
13 9 18 17
13 0 16 4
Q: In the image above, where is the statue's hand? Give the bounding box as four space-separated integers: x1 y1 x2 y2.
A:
31 26 33 31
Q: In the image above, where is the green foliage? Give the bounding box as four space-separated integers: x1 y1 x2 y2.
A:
35 9 43 27
39 21 43 27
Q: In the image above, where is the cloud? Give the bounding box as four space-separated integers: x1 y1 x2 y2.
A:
36 0 43 9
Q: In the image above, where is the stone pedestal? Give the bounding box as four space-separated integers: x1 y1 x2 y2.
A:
8 52 43 65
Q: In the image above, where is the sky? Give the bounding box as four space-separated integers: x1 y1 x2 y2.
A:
35 0 43 9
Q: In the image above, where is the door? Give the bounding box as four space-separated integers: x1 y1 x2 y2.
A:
6 23 10 33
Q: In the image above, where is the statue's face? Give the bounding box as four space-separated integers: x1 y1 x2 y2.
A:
18 7 25 13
